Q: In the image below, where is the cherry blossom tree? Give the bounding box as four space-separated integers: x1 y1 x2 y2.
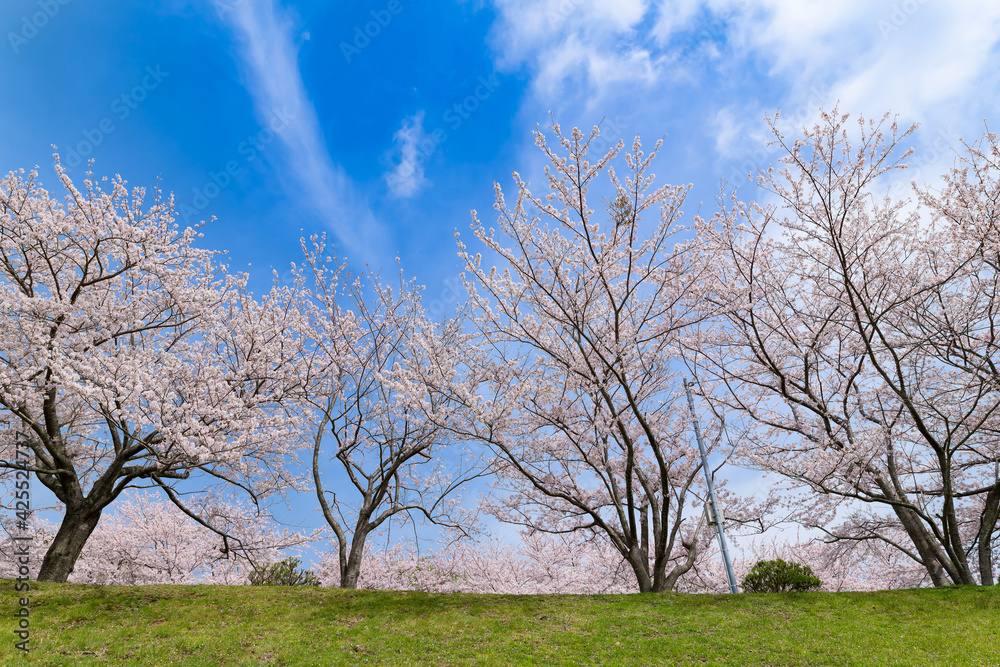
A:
286 237 485 589
693 108 1000 587
75 492 319 585
445 122 731 593
913 128 1000 586
325 529 638 594
0 492 316 584
0 161 308 582
683 531 930 594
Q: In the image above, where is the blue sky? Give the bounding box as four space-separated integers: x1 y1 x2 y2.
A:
6 0 1000 560
8 0 1000 302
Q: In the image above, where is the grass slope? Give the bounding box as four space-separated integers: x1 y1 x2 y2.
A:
2 581 998 666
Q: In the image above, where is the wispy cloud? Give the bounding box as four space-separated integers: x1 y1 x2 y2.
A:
490 0 1000 145
720 0 1000 118
217 0 385 261
488 0 660 108
385 111 430 199
650 0 702 41
703 0 1000 185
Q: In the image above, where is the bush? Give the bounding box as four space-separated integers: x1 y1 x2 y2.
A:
741 558 822 593
248 557 320 587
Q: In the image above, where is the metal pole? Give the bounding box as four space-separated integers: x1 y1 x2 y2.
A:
684 379 739 594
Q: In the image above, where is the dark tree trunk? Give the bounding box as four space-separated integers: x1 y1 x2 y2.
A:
340 528 369 589
640 504 649 565
626 546 653 593
884 492 953 587
977 484 1000 586
659 538 698 592
37 509 102 583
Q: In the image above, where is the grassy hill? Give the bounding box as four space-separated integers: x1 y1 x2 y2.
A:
3 580 998 665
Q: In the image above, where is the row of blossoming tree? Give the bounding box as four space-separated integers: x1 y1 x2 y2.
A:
0 107 997 590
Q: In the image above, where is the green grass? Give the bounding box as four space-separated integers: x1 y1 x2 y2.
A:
2 580 998 666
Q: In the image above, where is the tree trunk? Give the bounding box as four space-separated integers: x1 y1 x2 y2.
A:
977 484 1000 586
340 529 369 589
640 504 649 564
626 546 653 593
883 492 953 587
659 538 698 592
37 509 103 583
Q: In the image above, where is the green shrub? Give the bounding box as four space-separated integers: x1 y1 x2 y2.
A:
248 557 320 587
741 558 822 593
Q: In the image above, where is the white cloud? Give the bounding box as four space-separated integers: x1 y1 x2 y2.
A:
685 0 1000 125
385 112 431 199
650 0 702 41
731 0 871 76
494 0 1000 132
726 1 1000 188
488 0 659 105
218 0 385 261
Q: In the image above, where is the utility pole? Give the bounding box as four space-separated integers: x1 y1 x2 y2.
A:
684 379 739 594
